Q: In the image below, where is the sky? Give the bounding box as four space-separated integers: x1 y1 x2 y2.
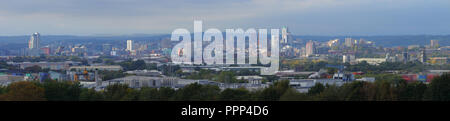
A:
0 0 449 36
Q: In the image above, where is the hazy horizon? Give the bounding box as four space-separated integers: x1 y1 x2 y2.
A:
2 33 450 37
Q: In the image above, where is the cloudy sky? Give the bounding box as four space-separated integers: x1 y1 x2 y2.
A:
0 0 449 36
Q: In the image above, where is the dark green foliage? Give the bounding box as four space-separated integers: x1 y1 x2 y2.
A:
103 83 138 101
135 87 177 101
262 75 279 82
100 70 127 81
158 87 176 100
8 56 82 63
397 81 427 101
308 83 325 96
118 59 147 71
185 69 216 80
345 62 450 74
0 73 449 101
280 89 311 101
430 73 450 101
40 81 82 101
139 87 159 101
79 88 104 101
256 80 290 101
285 58 449 74
172 83 220 101
0 86 6 95
219 88 250 101
215 71 238 83
0 61 17 70
24 65 42 73
186 70 252 83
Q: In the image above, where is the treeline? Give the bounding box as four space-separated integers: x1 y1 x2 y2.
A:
0 73 449 101
105 59 157 71
284 59 450 73
345 61 450 73
5 56 85 62
184 70 251 83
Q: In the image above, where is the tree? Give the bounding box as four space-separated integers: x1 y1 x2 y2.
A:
103 83 138 101
219 88 250 101
341 81 368 101
146 63 158 70
317 84 342 101
215 71 237 83
257 80 290 101
132 60 146 70
280 88 310 101
172 83 220 101
100 70 127 81
41 81 82 101
397 81 427 101
0 81 45 101
0 61 17 70
326 68 337 75
79 88 104 101
308 83 325 96
430 73 450 101
24 65 42 73
0 86 7 98
104 59 115 65
374 80 397 101
262 75 279 82
258 87 279 101
118 59 146 71
185 69 215 80
139 87 159 101
158 87 175 101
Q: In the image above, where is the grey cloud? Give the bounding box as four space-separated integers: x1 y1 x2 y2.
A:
0 0 449 35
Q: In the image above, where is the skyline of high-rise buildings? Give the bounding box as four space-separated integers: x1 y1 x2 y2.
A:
344 38 353 47
431 40 439 48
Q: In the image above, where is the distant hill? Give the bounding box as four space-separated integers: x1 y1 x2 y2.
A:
0 34 169 44
0 35 448 51
293 35 450 47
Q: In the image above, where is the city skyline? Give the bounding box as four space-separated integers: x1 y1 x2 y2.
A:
0 0 449 36
0 1 449 119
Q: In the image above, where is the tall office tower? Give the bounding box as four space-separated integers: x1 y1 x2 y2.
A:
420 49 426 63
281 27 288 44
345 38 353 47
430 40 439 48
305 40 315 57
403 52 408 64
28 32 40 49
126 40 133 51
